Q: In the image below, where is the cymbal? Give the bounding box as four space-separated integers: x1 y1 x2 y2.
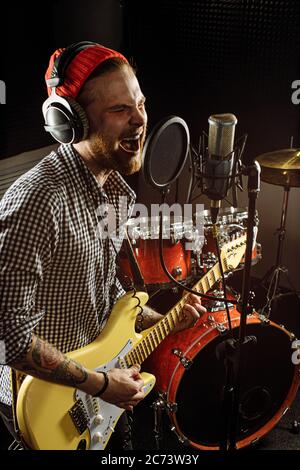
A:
257 148 300 187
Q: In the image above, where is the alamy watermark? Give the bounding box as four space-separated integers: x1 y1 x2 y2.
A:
94 198 205 252
291 80 300 105
0 80 6 104
291 339 300 365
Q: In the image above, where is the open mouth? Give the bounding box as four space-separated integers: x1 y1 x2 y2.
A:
119 135 141 154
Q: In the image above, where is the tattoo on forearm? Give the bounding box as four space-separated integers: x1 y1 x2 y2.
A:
50 359 87 386
14 337 88 387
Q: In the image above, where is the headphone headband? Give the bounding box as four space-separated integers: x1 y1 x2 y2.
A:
46 41 98 88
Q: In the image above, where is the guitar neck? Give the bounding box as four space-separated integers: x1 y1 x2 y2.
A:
125 261 222 367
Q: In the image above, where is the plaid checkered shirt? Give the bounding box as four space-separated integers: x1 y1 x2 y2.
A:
0 144 135 405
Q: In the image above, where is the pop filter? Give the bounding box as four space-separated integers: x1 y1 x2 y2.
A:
142 115 190 188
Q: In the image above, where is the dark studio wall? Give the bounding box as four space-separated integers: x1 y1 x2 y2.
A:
0 0 125 160
124 0 300 164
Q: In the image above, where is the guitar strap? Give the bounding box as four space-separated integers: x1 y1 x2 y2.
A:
122 229 147 293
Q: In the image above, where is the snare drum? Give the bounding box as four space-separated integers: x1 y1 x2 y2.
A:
145 307 299 450
118 216 201 290
199 207 261 270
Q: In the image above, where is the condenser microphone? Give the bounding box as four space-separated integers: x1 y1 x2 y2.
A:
203 113 237 224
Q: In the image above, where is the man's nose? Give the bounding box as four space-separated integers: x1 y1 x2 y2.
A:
131 106 147 127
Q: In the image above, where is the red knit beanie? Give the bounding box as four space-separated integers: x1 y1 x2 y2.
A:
45 44 128 99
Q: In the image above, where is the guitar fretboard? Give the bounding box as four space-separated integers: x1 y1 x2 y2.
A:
125 261 223 367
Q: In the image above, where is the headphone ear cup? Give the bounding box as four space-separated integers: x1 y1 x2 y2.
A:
43 94 89 144
65 96 89 142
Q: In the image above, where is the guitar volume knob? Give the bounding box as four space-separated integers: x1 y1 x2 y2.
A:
93 431 103 444
93 414 104 426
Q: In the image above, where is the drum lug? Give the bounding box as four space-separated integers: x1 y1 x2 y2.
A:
215 323 228 335
172 266 183 277
172 348 193 369
289 332 296 341
257 313 270 325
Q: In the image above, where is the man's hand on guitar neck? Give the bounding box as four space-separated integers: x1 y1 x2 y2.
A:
172 293 207 334
135 295 207 335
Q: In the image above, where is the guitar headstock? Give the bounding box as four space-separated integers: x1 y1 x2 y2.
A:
220 234 247 271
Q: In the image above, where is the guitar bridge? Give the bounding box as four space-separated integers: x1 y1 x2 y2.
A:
69 399 89 435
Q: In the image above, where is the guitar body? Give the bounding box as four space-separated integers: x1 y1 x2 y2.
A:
16 291 155 450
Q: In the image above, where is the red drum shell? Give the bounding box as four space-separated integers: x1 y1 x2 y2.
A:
118 238 191 287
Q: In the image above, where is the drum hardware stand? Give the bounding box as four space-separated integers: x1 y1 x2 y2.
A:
260 184 298 318
216 161 261 451
151 393 186 449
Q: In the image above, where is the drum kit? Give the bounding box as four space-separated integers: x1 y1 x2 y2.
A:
118 148 300 450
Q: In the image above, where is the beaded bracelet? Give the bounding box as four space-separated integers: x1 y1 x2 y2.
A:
93 371 109 397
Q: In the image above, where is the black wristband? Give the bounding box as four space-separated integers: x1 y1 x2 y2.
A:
93 371 109 397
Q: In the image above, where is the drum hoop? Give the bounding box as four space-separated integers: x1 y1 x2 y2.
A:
126 216 195 240
201 207 256 227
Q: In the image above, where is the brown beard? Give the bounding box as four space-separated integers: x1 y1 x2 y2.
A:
89 131 145 175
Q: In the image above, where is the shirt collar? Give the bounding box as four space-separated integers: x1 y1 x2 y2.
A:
57 144 136 206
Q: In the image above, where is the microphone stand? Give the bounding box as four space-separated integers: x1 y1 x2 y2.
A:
216 160 261 450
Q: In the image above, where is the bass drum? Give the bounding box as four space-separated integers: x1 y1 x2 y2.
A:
145 308 299 450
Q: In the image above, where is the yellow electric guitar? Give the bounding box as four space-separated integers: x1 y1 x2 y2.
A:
16 235 246 450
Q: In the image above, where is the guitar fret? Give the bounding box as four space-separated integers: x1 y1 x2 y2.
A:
145 336 153 355
214 264 221 280
130 350 139 365
148 332 156 350
151 330 159 347
143 339 151 356
155 322 164 344
134 346 143 363
169 311 176 328
208 271 215 287
174 305 181 321
139 340 148 359
160 320 167 337
164 316 171 334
